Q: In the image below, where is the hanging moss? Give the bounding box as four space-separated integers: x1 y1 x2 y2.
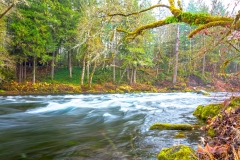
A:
150 123 193 130
157 145 197 160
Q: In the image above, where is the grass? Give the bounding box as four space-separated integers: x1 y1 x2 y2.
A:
42 66 116 86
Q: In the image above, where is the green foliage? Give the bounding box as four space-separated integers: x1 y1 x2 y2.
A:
46 67 81 85
158 72 166 80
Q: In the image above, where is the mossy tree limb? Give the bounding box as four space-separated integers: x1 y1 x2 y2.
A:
111 0 239 39
117 19 167 39
188 21 232 38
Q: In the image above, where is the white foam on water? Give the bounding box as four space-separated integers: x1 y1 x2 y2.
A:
25 92 231 114
103 113 111 117
27 102 69 113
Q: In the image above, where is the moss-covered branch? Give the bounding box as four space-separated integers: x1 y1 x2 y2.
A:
188 21 232 38
117 19 167 39
111 0 239 39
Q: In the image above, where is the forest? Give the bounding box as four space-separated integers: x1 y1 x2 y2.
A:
0 0 239 93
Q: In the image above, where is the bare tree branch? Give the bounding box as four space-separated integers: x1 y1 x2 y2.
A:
108 4 170 17
0 2 14 19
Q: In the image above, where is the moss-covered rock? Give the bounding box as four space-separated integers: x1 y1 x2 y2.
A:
193 104 222 120
174 132 186 138
157 145 197 160
193 96 240 120
150 123 193 130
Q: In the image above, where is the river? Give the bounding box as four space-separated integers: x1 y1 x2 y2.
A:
0 92 234 160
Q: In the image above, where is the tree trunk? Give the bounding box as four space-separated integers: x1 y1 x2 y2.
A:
33 57 36 84
113 57 116 83
21 62 23 81
24 60 26 80
127 65 130 81
118 67 127 84
130 66 133 84
133 66 137 84
87 58 90 83
173 24 179 85
202 36 206 77
68 51 72 78
81 52 87 86
112 28 117 83
189 27 192 73
51 51 56 80
18 62 22 83
89 60 97 88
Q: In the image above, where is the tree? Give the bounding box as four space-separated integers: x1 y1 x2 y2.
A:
50 0 80 79
0 4 15 82
172 23 179 84
76 0 107 86
9 0 53 83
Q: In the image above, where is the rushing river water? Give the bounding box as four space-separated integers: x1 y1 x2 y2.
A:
0 92 235 160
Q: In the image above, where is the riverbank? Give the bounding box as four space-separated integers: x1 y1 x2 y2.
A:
0 79 238 96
